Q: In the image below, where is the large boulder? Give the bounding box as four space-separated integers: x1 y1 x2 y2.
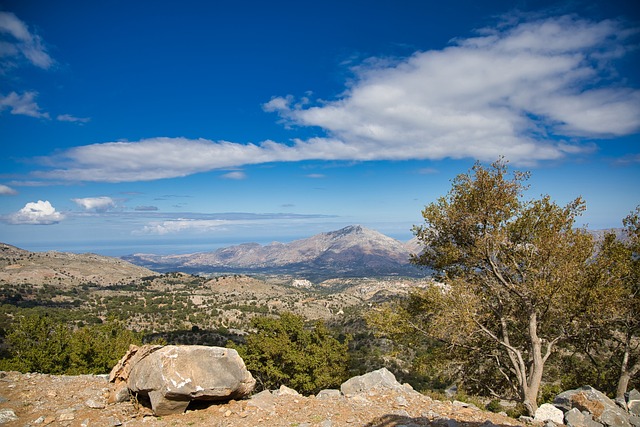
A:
554 386 631 427
110 345 255 415
535 403 564 424
340 368 404 396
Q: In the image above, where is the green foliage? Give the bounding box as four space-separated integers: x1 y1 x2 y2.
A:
0 314 70 374
371 159 603 416
582 205 640 397
232 312 350 395
0 314 141 374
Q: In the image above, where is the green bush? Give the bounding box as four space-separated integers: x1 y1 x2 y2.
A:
0 314 141 374
232 312 351 395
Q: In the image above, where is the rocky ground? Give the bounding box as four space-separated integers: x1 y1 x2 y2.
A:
0 371 523 427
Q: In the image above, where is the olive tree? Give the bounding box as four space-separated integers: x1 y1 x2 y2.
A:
370 160 601 415
588 206 640 399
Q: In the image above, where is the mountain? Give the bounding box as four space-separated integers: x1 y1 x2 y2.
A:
123 225 429 280
0 243 156 287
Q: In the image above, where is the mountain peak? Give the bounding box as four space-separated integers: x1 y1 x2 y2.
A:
328 225 365 237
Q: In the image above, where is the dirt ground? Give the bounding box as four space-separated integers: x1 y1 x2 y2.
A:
0 371 524 427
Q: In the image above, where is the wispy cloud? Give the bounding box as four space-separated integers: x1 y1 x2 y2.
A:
134 205 159 211
57 114 91 123
28 14 640 183
0 91 49 118
133 218 229 235
132 212 335 235
305 174 326 179
5 200 65 225
0 184 17 195
0 11 53 70
72 196 116 212
221 171 247 180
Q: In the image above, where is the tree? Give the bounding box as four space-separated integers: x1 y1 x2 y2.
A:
68 319 142 374
588 206 640 399
371 160 599 416
1 314 71 374
233 312 350 395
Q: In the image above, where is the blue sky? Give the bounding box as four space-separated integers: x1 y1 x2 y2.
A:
1 0 639 255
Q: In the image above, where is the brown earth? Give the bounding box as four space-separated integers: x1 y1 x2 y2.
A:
0 371 524 427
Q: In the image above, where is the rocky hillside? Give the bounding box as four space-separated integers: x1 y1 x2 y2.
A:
123 225 429 280
0 243 155 287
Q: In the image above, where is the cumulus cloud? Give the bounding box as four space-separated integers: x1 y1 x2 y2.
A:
72 196 116 212
6 200 65 225
0 91 49 118
0 11 53 69
0 184 17 195
268 15 640 165
31 14 640 183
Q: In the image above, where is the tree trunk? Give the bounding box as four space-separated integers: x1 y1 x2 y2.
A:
616 341 640 400
523 311 544 416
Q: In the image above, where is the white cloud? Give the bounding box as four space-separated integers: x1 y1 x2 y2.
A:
0 91 49 118
269 15 640 163
6 200 65 225
221 171 247 180
72 196 116 212
57 114 91 123
30 14 640 183
133 219 228 235
0 184 17 195
0 11 53 69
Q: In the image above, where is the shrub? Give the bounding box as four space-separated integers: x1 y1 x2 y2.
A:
232 312 350 395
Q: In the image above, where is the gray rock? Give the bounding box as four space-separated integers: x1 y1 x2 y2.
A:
629 415 640 427
274 384 300 396
340 368 403 396
535 403 564 425
0 409 18 424
125 345 255 416
600 408 631 427
445 384 458 398
629 390 640 416
565 408 603 427
85 398 106 409
247 390 276 412
554 386 630 427
317 389 343 399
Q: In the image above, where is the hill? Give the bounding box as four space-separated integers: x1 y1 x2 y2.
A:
123 225 429 280
0 243 155 287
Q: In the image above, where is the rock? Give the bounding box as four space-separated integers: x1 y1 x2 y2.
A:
317 389 343 399
564 408 603 427
554 386 631 427
85 398 106 409
535 403 564 424
247 390 276 412
0 409 18 424
629 390 640 416
340 368 403 396
121 345 255 416
274 385 300 396
445 384 458 398
629 415 640 427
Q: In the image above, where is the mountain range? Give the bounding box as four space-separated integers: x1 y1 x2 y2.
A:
122 225 429 280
